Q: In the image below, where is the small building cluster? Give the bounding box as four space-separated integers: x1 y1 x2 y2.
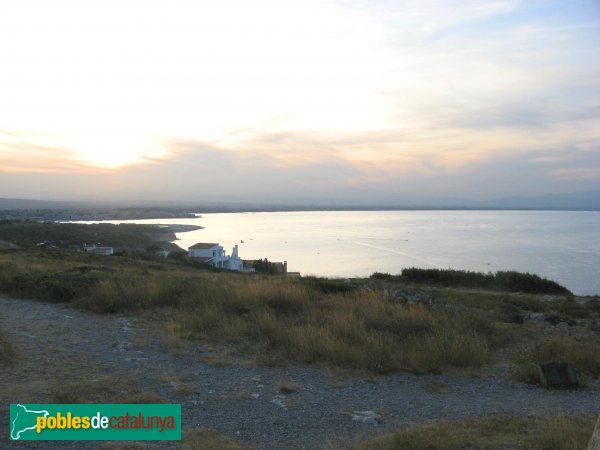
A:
188 243 244 271
77 239 293 275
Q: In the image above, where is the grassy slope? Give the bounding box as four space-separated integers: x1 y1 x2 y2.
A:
1 244 598 377
374 267 572 295
0 220 179 251
353 415 597 450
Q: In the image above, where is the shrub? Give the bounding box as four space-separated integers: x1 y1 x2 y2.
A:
167 250 188 262
399 268 571 295
588 297 600 313
8 269 100 302
297 276 356 294
500 303 524 323
552 297 589 319
370 272 400 281
252 258 280 275
406 330 489 373
495 271 571 295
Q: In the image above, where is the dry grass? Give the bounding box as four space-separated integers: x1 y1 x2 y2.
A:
421 379 451 394
204 351 236 367
160 374 198 397
0 324 15 365
50 375 168 404
165 280 503 374
2 372 167 404
100 428 249 450
182 428 248 450
353 414 597 450
512 336 600 384
162 321 189 355
215 387 252 401
277 380 301 394
0 246 547 375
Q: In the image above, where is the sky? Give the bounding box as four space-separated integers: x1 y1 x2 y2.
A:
0 0 599 205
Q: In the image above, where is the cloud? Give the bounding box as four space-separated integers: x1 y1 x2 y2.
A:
0 133 597 203
344 0 519 35
0 0 599 202
0 130 89 173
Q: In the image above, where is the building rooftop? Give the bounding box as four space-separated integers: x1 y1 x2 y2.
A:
189 242 221 250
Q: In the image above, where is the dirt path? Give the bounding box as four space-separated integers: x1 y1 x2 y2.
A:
1 296 599 449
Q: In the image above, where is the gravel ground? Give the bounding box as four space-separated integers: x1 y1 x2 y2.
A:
1 296 599 449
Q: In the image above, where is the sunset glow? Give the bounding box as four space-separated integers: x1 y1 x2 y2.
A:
1 0 599 202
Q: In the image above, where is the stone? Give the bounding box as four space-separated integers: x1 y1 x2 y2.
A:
556 321 571 335
350 410 381 425
525 312 547 325
354 410 380 419
271 395 287 409
352 416 378 425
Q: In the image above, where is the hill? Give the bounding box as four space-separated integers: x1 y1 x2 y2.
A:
0 220 190 252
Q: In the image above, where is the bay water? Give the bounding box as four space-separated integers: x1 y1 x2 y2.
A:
113 210 599 295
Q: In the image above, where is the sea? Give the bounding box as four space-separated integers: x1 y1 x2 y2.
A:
101 210 600 296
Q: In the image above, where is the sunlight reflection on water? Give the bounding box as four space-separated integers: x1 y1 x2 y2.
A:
101 210 600 295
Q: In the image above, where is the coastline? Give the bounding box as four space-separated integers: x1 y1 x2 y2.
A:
14 212 598 296
165 210 600 296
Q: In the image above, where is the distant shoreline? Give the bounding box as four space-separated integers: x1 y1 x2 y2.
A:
1 191 600 222
3 207 599 223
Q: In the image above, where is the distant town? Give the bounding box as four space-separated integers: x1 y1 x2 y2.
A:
0 207 197 222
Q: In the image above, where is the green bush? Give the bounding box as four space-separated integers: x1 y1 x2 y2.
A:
297 276 356 294
10 270 101 302
399 268 570 295
370 272 401 281
553 297 589 319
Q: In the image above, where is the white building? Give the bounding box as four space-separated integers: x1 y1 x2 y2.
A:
188 243 243 272
83 244 114 256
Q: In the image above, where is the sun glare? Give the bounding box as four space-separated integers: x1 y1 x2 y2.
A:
69 130 166 169
0 0 597 188
0 0 395 171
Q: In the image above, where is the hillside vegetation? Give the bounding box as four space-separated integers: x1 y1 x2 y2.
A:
0 220 180 251
353 415 597 450
1 241 598 377
373 268 571 295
